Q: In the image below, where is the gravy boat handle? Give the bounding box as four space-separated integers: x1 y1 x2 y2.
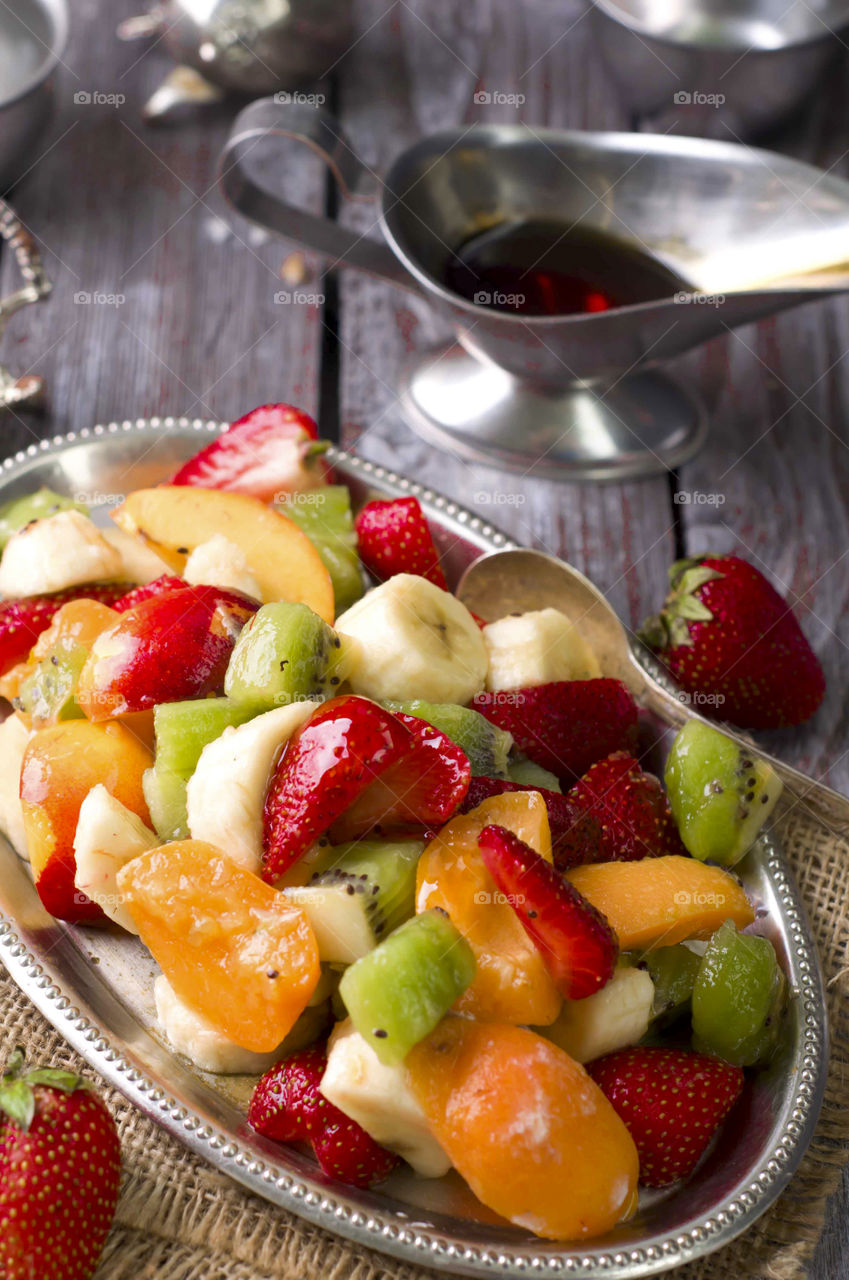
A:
218 97 419 295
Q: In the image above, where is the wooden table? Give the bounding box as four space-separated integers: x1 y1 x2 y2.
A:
0 0 847 1273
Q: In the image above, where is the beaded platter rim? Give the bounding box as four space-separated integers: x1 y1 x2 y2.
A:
0 417 828 1280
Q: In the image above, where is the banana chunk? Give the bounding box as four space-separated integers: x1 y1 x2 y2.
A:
73 784 158 933
101 526 171 584
483 607 600 692
538 966 654 1063
183 534 262 601
186 701 316 875
0 510 123 597
155 976 286 1075
320 1019 451 1177
336 574 487 705
0 713 31 861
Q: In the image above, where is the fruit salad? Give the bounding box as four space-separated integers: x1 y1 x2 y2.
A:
0 404 792 1243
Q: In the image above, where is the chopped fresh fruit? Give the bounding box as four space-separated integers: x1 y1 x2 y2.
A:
589 1046 744 1187
383 697 512 777
539 965 655 1063
568 751 687 861
262 695 411 881
280 485 363 613
664 720 782 866
0 713 30 861
458 775 604 872
691 920 788 1066
284 838 424 964
77 584 258 721
248 1045 400 1188
338 910 476 1066
100 526 171 585
566 856 755 951
473 678 639 784
0 583 128 680
640 553 825 729
319 1019 451 1176
187 702 316 875
112 486 334 623
336 575 487 705
224 601 351 712
416 791 562 1025
73 785 157 933
0 486 86 550
13 599 120 726
482 607 601 691
407 1020 639 1239
21 719 152 923
643 944 702 1025
477 824 618 999
143 696 256 841
0 509 123 598
507 756 561 790
0 1048 121 1280
183 534 262 599
171 403 327 501
112 573 187 612
355 496 447 589
118 840 319 1052
329 712 470 840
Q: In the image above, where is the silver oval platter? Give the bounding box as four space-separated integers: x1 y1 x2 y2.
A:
0 418 828 1279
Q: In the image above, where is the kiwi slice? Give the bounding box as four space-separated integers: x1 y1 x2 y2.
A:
383 698 512 777
507 756 562 792
284 838 424 965
692 920 788 1066
15 646 88 724
642 944 701 1025
144 697 255 840
224 602 351 712
279 486 364 613
0 487 87 550
338 909 476 1066
664 720 782 866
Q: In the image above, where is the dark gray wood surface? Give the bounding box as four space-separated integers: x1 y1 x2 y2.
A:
0 0 846 1274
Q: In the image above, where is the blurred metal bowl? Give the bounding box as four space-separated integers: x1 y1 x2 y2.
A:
591 0 849 138
0 0 68 193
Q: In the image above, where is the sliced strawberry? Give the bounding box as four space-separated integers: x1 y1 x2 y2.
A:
472 679 639 784
0 583 130 678
262 695 412 882
330 712 470 840
459 775 603 871
354 497 447 589
171 403 328 502
248 1046 400 1189
477 824 618 999
588 1047 744 1187
112 574 187 613
568 751 687 861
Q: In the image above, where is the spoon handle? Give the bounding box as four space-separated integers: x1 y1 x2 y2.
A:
632 655 849 838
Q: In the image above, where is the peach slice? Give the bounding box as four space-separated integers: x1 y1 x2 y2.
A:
567 855 754 951
118 840 320 1052
112 487 334 621
407 1019 638 1240
416 791 561 1025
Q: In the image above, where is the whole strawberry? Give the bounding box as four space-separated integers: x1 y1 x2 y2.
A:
0 1048 121 1279
640 555 824 730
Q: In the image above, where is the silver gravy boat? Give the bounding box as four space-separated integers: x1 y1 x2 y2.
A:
219 99 849 481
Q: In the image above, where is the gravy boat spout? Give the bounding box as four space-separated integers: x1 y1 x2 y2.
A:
220 103 849 480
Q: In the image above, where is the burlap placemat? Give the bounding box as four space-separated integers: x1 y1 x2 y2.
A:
1 807 847 1280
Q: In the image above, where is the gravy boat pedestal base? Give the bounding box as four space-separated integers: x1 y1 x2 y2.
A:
399 344 707 481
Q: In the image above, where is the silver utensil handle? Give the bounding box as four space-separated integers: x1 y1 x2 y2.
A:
218 98 417 293
634 653 849 836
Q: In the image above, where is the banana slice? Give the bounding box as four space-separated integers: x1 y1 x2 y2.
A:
0 713 31 861
320 1019 451 1176
101 526 171 585
336 574 487 705
538 966 654 1063
483 607 601 692
186 701 316 875
0 510 123 597
73 785 158 932
183 534 262 601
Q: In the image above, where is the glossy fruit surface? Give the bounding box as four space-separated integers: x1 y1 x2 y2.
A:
569 752 686 861
691 919 788 1066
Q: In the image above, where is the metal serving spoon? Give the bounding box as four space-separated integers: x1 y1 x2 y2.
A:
456 548 849 835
